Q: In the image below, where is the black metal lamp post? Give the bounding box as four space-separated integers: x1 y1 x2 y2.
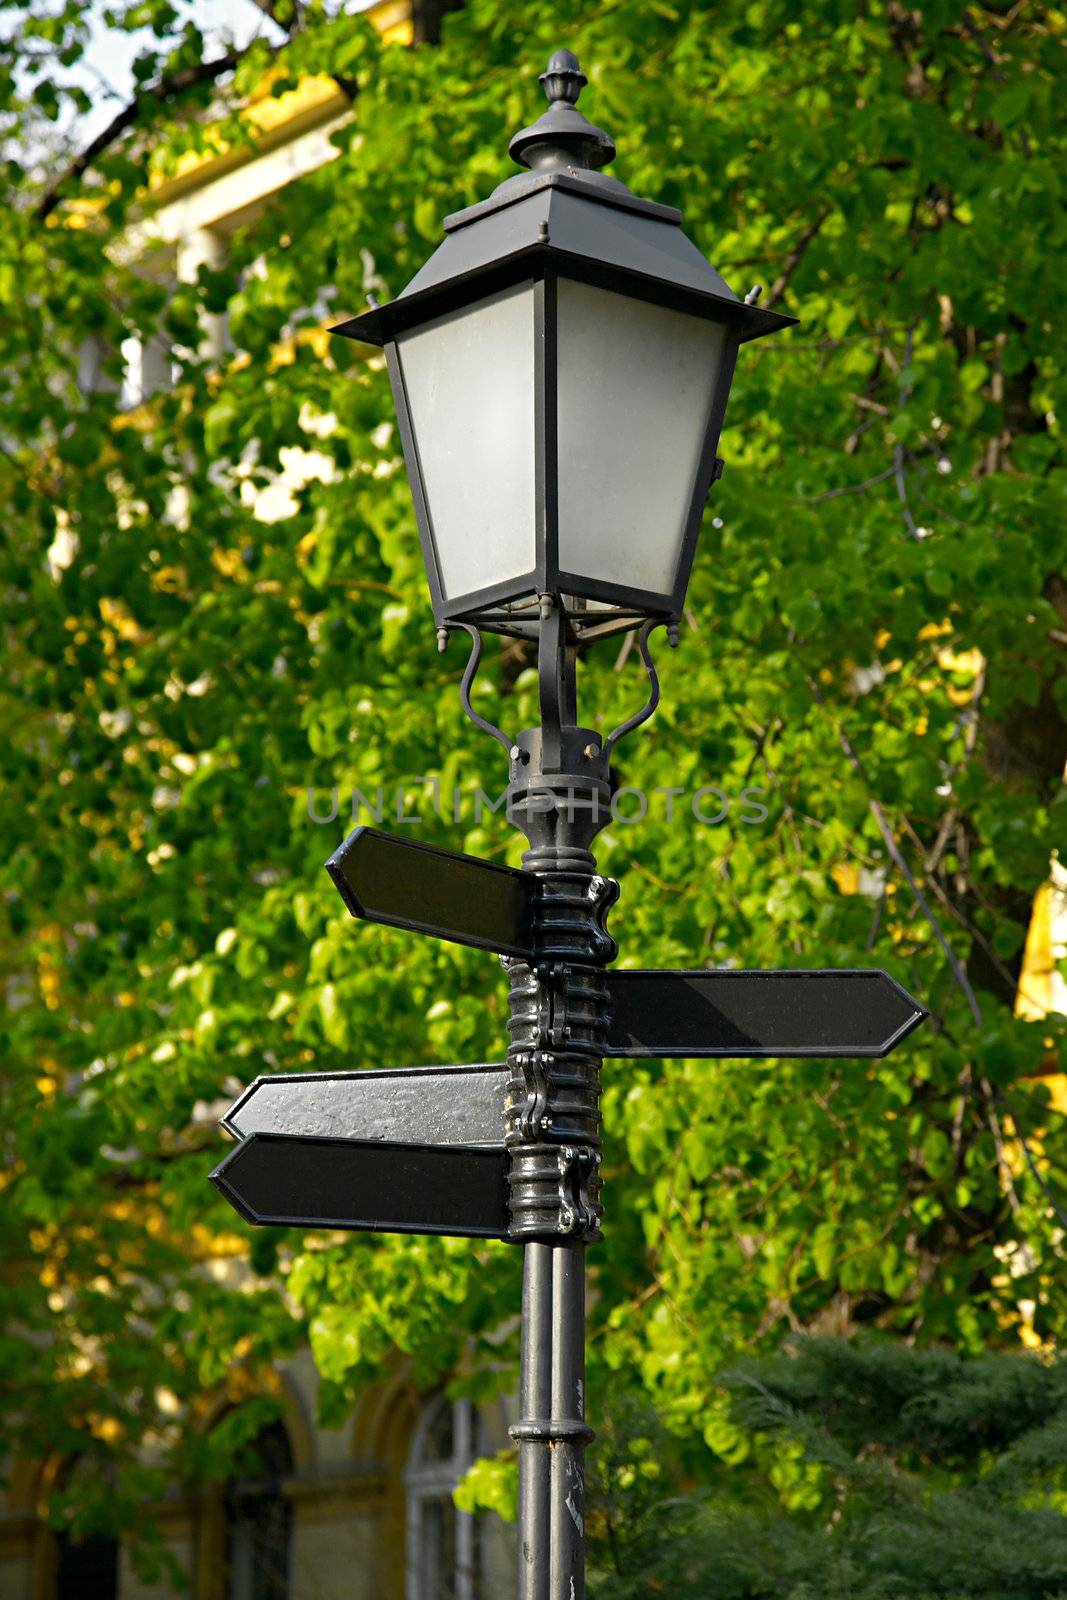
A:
332 49 794 1600
213 52 924 1597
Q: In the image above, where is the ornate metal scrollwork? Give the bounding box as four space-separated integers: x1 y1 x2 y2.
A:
451 622 514 755
602 618 678 761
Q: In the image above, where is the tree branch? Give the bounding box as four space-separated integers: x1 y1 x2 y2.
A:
959 14 1004 75
412 0 465 46
764 207 830 308
809 688 1067 1235
893 325 921 539
244 0 306 35
37 48 244 223
810 679 984 1025
1005 1091 1067 1230
798 466 897 504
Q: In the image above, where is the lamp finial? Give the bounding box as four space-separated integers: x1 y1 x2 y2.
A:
509 48 615 173
540 49 587 108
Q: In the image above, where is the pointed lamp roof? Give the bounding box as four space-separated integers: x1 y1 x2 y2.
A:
332 49 796 347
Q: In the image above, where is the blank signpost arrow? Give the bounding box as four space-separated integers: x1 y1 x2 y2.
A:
210 1135 509 1239
223 1063 508 1146
213 1063 510 1238
325 825 539 958
604 968 927 1058
215 832 930 1587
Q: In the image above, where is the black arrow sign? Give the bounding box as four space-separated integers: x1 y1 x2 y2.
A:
211 1134 509 1239
326 826 538 959
223 1063 507 1147
605 969 926 1058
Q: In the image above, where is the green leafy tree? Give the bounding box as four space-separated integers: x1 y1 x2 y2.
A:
587 1337 1067 1599
0 0 1064 1578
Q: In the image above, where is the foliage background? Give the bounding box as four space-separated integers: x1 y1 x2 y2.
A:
0 0 1065 1592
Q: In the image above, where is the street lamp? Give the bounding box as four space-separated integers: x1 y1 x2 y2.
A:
214 50 922 1600
330 48 795 1600
211 56 920 1590
333 48 793 652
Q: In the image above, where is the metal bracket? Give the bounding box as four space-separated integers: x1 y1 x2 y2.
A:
453 622 514 756
534 961 571 1052
537 593 577 773
514 1049 552 1141
602 619 671 760
556 1145 600 1237
548 966 570 1051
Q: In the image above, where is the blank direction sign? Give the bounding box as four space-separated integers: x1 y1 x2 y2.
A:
326 826 538 959
605 969 927 1059
223 1063 507 1147
211 1134 509 1239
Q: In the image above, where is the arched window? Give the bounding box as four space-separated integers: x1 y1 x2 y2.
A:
224 1420 293 1600
405 1396 489 1600
52 1458 118 1600
55 1526 119 1600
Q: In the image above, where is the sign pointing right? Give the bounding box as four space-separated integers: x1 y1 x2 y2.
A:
604 969 927 1059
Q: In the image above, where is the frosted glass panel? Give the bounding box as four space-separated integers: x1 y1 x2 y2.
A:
397 283 536 600
555 278 726 597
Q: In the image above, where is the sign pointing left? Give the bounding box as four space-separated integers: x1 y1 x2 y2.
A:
211 1134 509 1239
326 826 538 959
222 1063 507 1146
